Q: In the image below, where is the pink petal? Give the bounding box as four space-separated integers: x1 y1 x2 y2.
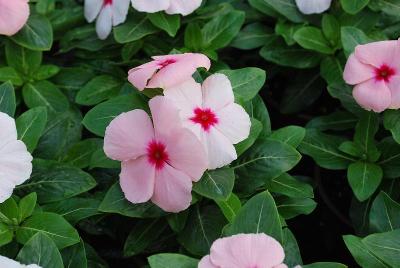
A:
84 0 103 23
151 164 192 212
199 255 219 268
96 5 113 40
0 112 17 146
202 74 234 111
355 40 400 69
215 103 251 144
128 61 160 91
353 79 391 113
120 156 156 203
131 0 169 13
104 110 154 161
204 128 237 170
387 75 400 109
112 0 130 26
343 54 375 85
164 129 207 182
148 53 211 89
0 0 29 36
166 0 202 16
210 234 285 268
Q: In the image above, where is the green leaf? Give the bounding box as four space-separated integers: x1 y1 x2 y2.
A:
83 92 148 136
369 0 400 17
18 193 37 223
320 57 344 86
369 191 400 233
306 111 357 131
219 68 266 102
379 137 400 178
294 26 334 54
16 212 80 249
89 148 120 169
34 65 60 81
302 263 347 268
275 21 301 46
263 0 305 23
5 40 42 76
76 75 122 106
269 126 305 148
341 0 370 14
363 229 400 267
282 228 303 267
277 196 317 219
0 198 19 223
322 14 340 46
267 173 314 198
327 83 364 115
0 223 13 247
124 219 166 257
243 95 271 138
384 109 400 144
341 26 371 56
202 11 245 50
62 138 103 168
235 118 262 156
354 111 380 161
347 161 382 201
0 67 23 86
17 233 63 268
16 107 48 153
193 168 235 201
226 191 283 242
99 183 165 218
148 12 180 37
114 14 158 43
231 23 273 50
17 159 97 203
148 254 198 268
0 82 16 116
215 193 242 223
11 15 53 51
22 81 69 113
184 23 204 51
61 240 87 268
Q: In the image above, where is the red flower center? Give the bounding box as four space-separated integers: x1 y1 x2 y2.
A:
375 64 396 82
190 108 218 131
158 59 177 69
103 0 112 5
147 140 169 170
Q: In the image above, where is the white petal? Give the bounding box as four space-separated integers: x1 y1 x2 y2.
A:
203 128 237 170
0 112 17 147
202 74 234 111
131 0 170 13
216 103 251 144
84 0 103 22
0 255 42 268
0 179 15 203
295 0 332 14
96 5 113 40
112 0 130 26
166 0 202 16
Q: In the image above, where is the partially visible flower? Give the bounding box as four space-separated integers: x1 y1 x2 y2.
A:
343 40 400 112
131 0 202 16
164 74 251 169
0 112 32 203
104 96 207 212
84 0 130 40
0 0 29 36
295 0 332 14
0 255 41 268
128 53 210 91
198 233 289 268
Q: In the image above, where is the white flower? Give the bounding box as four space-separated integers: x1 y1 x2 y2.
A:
0 255 41 268
0 112 32 203
164 74 251 169
295 0 332 14
131 0 202 16
84 0 130 40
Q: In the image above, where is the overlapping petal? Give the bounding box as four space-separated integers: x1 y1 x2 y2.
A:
0 0 30 36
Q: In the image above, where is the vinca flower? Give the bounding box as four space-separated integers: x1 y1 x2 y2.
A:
131 0 202 16
128 53 210 91
295 0 332 14
104 96 207 212
84 0 130 40
164 74 251 169
0 256 41 268
343 40 400 112
0 112 33 203
0 0 29 36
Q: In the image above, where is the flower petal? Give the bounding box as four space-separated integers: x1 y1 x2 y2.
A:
165 0 202 16
204 128 237 170
95 5 113 40
198 255 218 268
131 0 169 13
295 0 332 14
387 75 400 109
104 110 154 161
128 61 160 91
112 0 130 26
0 140 32 186
215 103 251 144
0 0 29 36
120 156 156 203
151 164 192 212
0 255 42 268
343 54 375 85
355 40 400 69
0 112 17 146
353 79 391 113
84 0 103 23
202 74 234 111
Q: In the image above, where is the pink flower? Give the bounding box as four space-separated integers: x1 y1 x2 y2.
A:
0 0 29 36
198 233 289 268
0 112 33 203
131 0 202 16
343 40 400 113
128 53 211 91
104 96 207 212
164 74 251 169
84 0 130 40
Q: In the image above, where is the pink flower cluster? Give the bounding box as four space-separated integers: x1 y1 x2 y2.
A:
104 53 251 212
